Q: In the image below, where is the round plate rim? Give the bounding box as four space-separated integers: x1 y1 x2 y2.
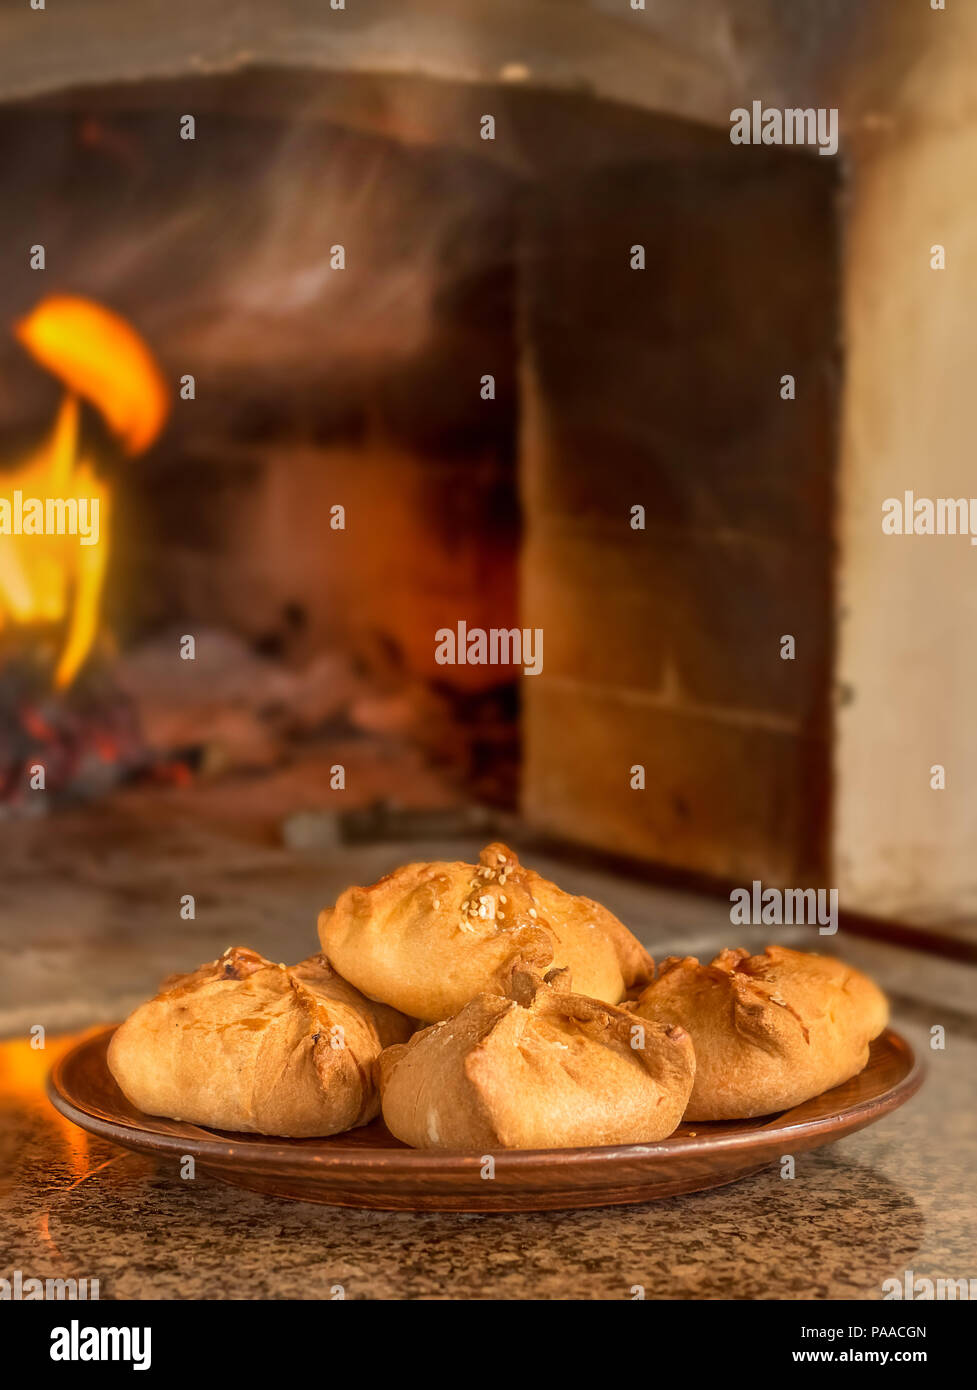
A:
47 1024 924 1170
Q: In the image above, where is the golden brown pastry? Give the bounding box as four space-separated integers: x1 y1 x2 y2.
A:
318 842 653 1024
378 966 695 1150
630 945 889 1121
107 947 412 1137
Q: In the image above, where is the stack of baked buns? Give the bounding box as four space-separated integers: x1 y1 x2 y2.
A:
109 843 889 1147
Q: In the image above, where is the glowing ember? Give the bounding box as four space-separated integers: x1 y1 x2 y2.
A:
0 296 168 689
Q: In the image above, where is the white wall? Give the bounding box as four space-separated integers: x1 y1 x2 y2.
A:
835 2 977 922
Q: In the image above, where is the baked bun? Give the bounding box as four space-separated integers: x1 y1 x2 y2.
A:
631 945 889 1121
318 842 653 1023
107 947 412 1137
378 966 695 1150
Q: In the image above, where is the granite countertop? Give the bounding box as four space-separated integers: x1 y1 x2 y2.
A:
1 823 975 1299
1 953 974 1299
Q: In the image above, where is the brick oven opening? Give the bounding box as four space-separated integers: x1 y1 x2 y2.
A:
0 66 839 896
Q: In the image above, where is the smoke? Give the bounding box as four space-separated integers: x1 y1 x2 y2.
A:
0 76 517 397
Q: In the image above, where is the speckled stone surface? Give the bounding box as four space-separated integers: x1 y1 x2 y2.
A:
1 981 974 1300
1 827 973 1299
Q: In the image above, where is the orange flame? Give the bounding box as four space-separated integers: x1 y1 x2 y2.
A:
0 296 168 689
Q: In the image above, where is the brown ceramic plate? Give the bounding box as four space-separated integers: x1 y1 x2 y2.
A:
47 1026 922 1212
